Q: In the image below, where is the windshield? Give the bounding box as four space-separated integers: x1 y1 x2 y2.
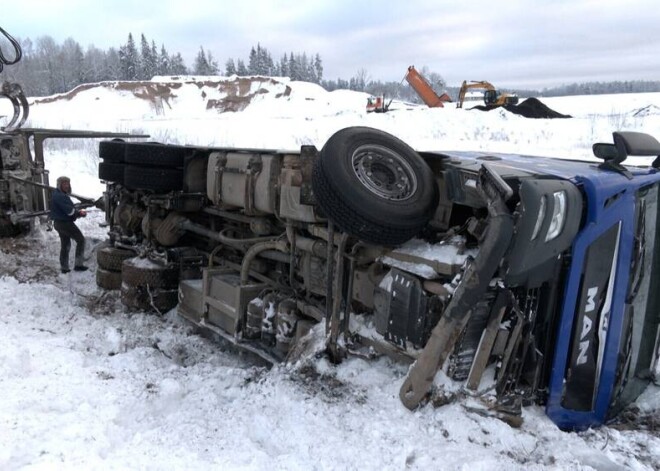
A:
609 182 660 415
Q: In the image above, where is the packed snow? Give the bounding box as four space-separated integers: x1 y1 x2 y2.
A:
1 77 659 470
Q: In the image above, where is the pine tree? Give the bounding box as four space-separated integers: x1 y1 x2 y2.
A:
151 41 159 76
158 44 169 75
236 59 248 76
193 46 218 75
119 33 139 80
313 54 323 84
193 47 209 74
169 52 188 75
264 49 274 75
248 46 257 75
300 53 309 81
139 34 148 79
139 33 157 80
225 58 237 76
206 50 219 75
223 45 324 82
288 53 296 80
279 54 288 77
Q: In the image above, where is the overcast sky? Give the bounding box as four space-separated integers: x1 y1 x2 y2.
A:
3 0 659 89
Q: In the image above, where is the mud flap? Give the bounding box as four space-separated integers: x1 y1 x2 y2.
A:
399 164 514 410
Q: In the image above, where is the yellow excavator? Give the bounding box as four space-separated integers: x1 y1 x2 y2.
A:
457 80 519 109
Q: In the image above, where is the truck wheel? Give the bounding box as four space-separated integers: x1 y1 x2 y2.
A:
120 284 179 313
99 162 125 183
123 165 183 192
312 127 437 246
97 245 135 271
96 267 122 290
121 257 179 289
125 142 187 168
99 139 126 163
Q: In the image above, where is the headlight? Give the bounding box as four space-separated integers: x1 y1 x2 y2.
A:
531 195 547 240
545 191 567 241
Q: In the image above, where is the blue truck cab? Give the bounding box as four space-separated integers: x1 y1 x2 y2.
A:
546 146 660 429
406 131 660 430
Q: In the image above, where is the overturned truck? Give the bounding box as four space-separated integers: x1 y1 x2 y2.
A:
95 127 660 430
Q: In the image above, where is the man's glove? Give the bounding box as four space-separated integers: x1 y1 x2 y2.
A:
78 209 87 218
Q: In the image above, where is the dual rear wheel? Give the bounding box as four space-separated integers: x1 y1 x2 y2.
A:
98 140 186 191
96 245 179 313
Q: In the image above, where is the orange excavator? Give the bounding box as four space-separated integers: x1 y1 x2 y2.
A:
457 80 519 109
405 66 452 107
365 66 451 112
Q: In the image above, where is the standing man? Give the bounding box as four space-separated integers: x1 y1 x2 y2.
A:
50 176 88 273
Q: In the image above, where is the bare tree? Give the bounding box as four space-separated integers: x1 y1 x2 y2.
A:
350 68 370 91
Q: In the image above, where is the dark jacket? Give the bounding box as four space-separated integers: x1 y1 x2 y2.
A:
50 189 78 222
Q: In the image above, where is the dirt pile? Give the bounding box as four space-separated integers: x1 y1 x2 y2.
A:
632 104 660 117
506 97 571 118
472 97 571 119
32 77 292 114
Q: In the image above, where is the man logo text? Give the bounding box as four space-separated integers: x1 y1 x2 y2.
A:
577 287 598 365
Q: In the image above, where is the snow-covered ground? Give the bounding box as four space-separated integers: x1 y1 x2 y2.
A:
1 78 659 470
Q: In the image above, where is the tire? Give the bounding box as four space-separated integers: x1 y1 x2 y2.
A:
99 139 126 163
96 267 122 290
97 245 135 271
121 257 179 289
125 142 187 168
98 162 125 183
120 284 179 313
312 127 438 246
123 165 183 192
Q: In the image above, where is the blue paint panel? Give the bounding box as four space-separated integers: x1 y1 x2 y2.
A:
546 170 660 430
424 150 657 180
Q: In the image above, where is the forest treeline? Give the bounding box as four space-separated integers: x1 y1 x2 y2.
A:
2 33 659 100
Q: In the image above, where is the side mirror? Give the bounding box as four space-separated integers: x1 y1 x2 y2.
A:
592 143 619 161
593 131 660 170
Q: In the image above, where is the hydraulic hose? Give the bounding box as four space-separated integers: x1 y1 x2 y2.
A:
0 27 22 72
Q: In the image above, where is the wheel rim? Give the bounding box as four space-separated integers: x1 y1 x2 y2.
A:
351 144 417 201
